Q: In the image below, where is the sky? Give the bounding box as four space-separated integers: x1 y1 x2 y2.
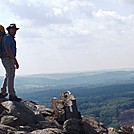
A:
0 0 134 75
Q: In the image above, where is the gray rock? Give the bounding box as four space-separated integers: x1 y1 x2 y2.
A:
0 103 7 115
30 128 63 134
0 124 16 134
82 116 108 134
108 127 118 134
63 118 85 134
38 116 62 129
1 115 18 127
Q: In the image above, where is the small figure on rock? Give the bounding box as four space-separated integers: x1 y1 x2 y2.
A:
50 91 81 123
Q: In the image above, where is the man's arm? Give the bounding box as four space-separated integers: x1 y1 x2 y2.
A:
5 46 19 69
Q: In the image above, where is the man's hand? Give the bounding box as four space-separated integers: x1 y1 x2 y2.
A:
4 46 19 69
14 58 19 69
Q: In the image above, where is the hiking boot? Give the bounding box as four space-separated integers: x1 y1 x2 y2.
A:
0 93 8 98
9 95 22 102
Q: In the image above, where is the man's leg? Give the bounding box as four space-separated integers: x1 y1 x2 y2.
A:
2 57 16 96
2 57 22 101
6 67 16 96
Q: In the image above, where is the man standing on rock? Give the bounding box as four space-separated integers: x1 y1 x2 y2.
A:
0 24 22 101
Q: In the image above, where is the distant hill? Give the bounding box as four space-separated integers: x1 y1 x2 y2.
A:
1 69 133 93
0 69 134 93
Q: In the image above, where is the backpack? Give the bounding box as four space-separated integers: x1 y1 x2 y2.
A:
0 25 5 58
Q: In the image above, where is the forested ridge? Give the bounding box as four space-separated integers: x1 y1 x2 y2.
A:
74 83 134 128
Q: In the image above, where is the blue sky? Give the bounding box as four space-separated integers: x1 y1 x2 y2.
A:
0 0 134 75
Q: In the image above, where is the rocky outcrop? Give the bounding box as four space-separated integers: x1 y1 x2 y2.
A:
0 91 133 134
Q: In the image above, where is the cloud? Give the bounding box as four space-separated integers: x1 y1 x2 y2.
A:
1 0 95 40
2 0 71 26
2 0 133 47
117 0 134 4
2 0 95 26
0 0 134 74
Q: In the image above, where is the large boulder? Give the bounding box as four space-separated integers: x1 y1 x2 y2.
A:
0 100 62 132
1 101 38 126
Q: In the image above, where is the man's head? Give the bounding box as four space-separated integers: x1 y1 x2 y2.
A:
6 24 19 36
